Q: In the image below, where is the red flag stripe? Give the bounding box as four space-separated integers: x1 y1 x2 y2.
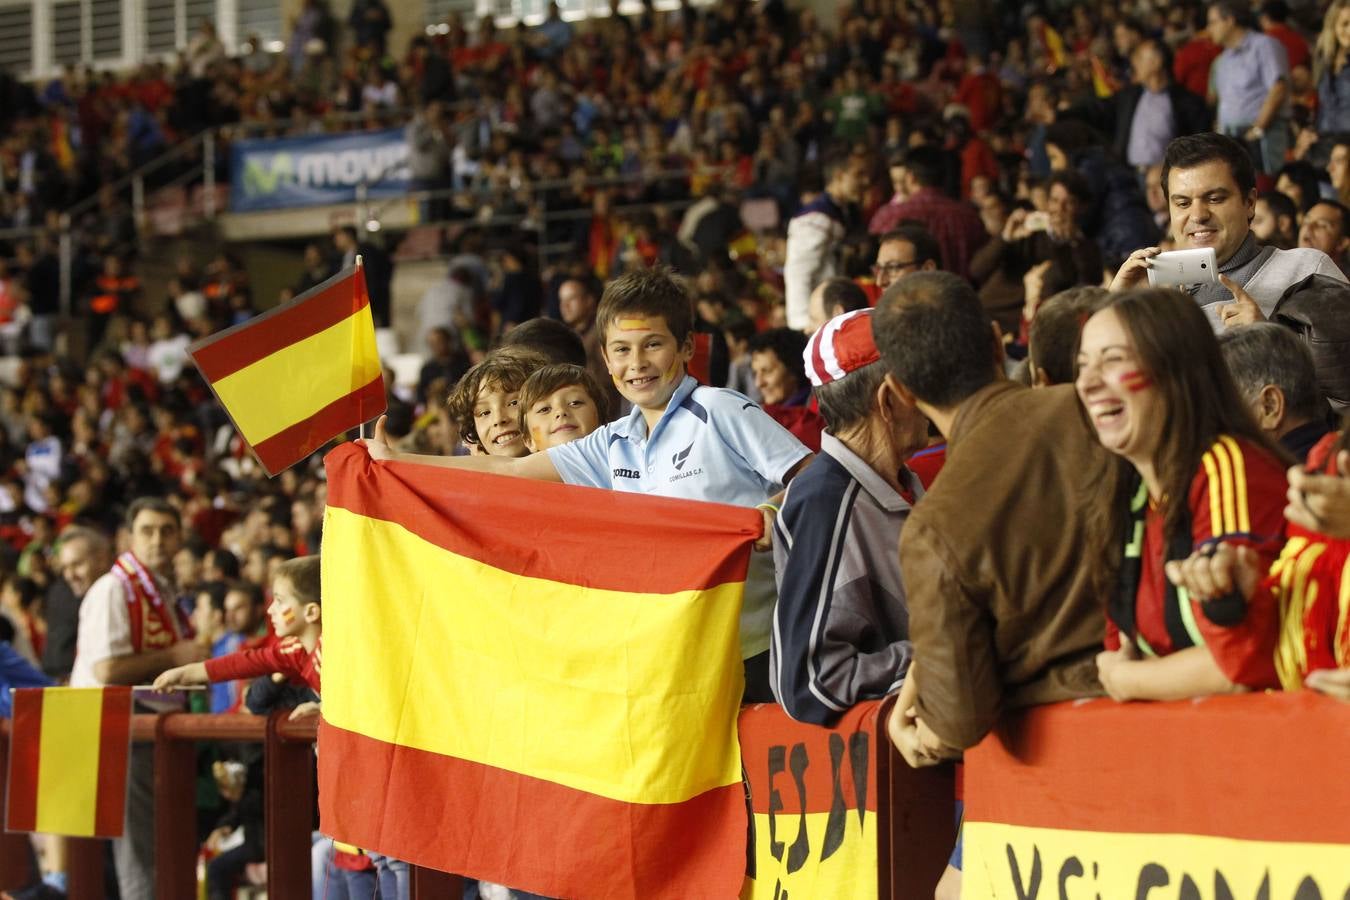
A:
189 268 370 382
318 722 746 900
5 689 43 833
251 375 386 476
964 693 1350 843
93 687 132 837
324 443 763 593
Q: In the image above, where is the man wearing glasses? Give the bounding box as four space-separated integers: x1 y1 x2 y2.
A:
874 225 942 292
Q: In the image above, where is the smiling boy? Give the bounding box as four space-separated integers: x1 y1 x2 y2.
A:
446 352 545 457
519 364 606 452
369 268 813 698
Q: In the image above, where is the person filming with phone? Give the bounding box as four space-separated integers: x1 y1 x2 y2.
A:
1110 133 1345 328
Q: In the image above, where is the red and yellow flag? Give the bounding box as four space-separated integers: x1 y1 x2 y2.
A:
317 444 756 899
189 265 384 476
739 701 884 899
963 694 1350 896
6 687 132 837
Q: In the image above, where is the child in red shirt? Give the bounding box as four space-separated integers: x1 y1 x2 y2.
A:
154 556 322 706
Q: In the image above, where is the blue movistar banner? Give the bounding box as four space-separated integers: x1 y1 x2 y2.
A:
229 128 411 212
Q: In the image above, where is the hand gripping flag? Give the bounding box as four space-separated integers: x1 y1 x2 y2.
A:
317 444 756 899
188 264 384 476
6 687 133 837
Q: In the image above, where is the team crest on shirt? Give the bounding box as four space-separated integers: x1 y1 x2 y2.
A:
669 442 703 481
672 443 694 470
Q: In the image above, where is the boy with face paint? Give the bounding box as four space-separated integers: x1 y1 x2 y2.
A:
518 364 607 452
367 267 814 700
153 556 323 700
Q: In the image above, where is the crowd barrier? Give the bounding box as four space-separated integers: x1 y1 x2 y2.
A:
0 705 954 899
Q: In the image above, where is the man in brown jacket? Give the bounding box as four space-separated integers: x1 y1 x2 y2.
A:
872 271 1105 765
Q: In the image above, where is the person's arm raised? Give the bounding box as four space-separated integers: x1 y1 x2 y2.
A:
362 415 563 482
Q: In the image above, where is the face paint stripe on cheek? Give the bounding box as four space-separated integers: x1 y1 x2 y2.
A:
1120 370 1154 393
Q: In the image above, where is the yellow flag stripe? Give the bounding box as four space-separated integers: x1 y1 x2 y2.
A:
321 507 745 805
963 821 1350 897
1219 435 1251 533
744 810 878 899
212 306 380 445
35 689 102 836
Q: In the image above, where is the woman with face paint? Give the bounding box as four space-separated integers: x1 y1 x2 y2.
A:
1074 289 1291 702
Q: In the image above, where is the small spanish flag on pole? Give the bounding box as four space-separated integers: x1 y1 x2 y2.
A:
189 262 385 476
6 687 133 837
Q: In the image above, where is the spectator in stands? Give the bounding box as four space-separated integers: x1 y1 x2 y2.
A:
1078 290 1288 702
749 328 825 453
870 146 987 282
1275 160 1323 214
1259 2 1310 73
1219 323 1330 461
209 581 268 714
1043 119 1156 265
1314 0 1350 134
1208 1 1291 174
1167 418 1350 702
348 0 393 57
72 497 205 900
1026 286 1111 388
770 309 927 726
1111 133 1346 327
1298 199 1350 274
43 526 112 681
873 226 941 296
1112 38 1210 173
875 271 1105 762
407 101 455 224
784 153 867 332
807 276 870 334
416 327 469 407
557 277 615 413
1252 190 1299 248
333 226 391 327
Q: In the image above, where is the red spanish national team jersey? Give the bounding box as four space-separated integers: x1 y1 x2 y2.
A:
203 635 322 693
1107 436 1287 688
1271 433 1350 689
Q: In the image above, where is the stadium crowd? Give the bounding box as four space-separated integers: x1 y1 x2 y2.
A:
1 0 1350 898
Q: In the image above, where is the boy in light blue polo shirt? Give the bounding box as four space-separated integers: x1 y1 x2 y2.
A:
368 267 813 699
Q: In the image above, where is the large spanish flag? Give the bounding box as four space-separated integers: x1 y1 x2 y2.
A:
962 694 1350 897
189 265 384 476
317 443 756 899
6 687 132 837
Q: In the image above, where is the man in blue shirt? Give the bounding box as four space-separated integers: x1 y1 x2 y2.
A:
1209 1 1290 173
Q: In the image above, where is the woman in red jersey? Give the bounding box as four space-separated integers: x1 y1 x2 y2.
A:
1076 289 1290 701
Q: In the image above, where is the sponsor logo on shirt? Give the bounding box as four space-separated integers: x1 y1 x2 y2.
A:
612 467 640 479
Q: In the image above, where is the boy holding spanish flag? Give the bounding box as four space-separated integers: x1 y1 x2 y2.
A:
367 266 813 700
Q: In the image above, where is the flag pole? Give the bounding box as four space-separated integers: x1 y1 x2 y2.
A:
357 252 366 440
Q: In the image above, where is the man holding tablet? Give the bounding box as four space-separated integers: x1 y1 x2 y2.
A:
1110 132 1345 329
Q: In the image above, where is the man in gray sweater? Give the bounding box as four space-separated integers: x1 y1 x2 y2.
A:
1110 132 1346 327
